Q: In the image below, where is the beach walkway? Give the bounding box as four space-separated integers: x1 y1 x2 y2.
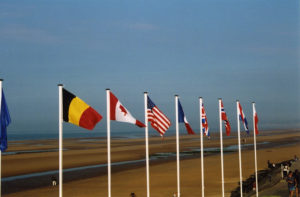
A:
255 160 300 197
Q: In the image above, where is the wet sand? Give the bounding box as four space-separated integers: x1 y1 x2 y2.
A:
2 129 300 196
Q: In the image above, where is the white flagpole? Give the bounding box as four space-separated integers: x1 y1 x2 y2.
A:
253 102 258 197
175 95 180 197
199 97 204 197
0 79 2 197
106 89 111 197
58 84 63 197
236 101 243 197
144 92 150 197
219 98 225 197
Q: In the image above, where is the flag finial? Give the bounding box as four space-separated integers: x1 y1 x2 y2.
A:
58 84 63 87
106 88 110 91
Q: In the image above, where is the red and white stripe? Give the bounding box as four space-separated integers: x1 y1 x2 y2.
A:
147 106 171 136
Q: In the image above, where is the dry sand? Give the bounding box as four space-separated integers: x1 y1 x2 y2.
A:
2 130 300 197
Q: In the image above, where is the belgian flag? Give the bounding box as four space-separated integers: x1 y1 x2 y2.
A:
63 88 102 130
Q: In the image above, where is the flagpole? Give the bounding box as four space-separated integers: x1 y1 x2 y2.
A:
58 84 63 197
253 102 258 197
199 97 204 197
144 92 150 197
106 89 111 197
236 101 243 197
175 95 180 197
219 98 225 197
0 79 2 197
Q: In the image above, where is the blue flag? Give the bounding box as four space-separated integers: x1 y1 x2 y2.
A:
1 90 11 151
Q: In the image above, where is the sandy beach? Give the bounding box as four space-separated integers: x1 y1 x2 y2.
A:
2 129 300 197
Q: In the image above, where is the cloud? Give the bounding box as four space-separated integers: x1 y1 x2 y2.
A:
0 24 59 44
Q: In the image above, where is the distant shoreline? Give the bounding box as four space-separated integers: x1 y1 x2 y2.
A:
6 128 300 141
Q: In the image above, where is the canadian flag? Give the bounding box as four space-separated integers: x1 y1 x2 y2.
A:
110 92 145 127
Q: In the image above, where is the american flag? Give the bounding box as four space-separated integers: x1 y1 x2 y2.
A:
201 103 209 137
221 100 231 136
147 96 171 136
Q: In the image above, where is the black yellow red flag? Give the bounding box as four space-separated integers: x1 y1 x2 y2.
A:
63 88 102 130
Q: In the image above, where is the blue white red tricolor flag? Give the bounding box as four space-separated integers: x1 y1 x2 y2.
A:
238 102 249 134
253 105 259 135
221 100 231 136
201 103 209 137
178 99 195 135
147 96 171 136
0 89 11 152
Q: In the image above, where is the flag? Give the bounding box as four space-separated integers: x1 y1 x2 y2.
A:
253 105 259 135
110 92 145 127
201 103 209 137
147 96 171 136
238 102 249 134
178 99 195 135
63 88 102 130
0 90 11 151
221 100 231 136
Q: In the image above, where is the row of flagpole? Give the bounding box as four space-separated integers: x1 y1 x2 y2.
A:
0 80 259 197
57 86 260 197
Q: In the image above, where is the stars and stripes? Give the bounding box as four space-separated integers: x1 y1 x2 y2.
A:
147 96 171 136
238 102 249 134
221 100 231 136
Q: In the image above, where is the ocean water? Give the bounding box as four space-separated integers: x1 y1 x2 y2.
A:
7 129 177 141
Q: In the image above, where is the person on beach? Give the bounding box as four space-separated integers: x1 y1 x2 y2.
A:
281 164 285 179
51 176 57 186
284 163 290 179
295 170 300 197
287 171 297 197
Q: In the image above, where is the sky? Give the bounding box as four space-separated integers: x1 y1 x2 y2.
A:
0 0 299 137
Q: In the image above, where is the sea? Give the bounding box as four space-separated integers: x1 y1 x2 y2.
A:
7 129 178 141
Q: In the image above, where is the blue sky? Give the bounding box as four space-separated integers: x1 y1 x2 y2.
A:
0 0 299 136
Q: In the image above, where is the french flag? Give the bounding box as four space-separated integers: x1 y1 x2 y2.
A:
110 91 145 128
178 99 195 135
238 102 249 134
